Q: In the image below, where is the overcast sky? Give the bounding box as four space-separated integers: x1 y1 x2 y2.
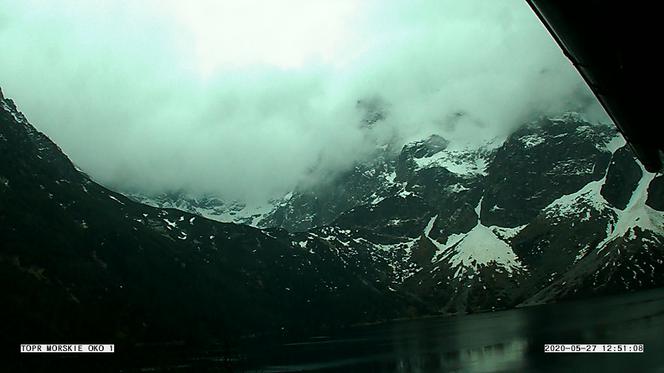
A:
0 0 609 202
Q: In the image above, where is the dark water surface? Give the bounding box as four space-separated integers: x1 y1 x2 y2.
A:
13 288 664 372
247 288 664 373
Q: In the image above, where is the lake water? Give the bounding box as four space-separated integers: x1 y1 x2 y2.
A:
15 288 664 372
244 288 664 373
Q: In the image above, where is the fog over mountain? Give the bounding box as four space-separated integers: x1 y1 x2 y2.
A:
0 0 609 203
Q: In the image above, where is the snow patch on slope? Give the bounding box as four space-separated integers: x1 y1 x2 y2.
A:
408 138 499 177
519 134 545 148
413 147 488 176
490 225 527 240
444 224 523 276
432 198 524 277
597 169 664 252
543 178 612 222
604 134 626 153
128 193 277 227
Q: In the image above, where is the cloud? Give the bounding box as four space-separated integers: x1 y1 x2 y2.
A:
0 0 608 202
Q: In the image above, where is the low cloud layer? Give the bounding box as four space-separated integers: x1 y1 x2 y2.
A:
0 0 608 202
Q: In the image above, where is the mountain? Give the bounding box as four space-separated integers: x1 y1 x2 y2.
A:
126 191 277 227
2 89 663 351
0 95 426 350
321 114 664 311
137 112 664 313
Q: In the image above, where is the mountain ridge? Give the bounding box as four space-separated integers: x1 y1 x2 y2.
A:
2 90 663 348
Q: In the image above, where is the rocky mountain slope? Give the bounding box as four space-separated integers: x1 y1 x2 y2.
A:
321 114 664 311
2 89 663 349
0 95 426 349
134 110 664 311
